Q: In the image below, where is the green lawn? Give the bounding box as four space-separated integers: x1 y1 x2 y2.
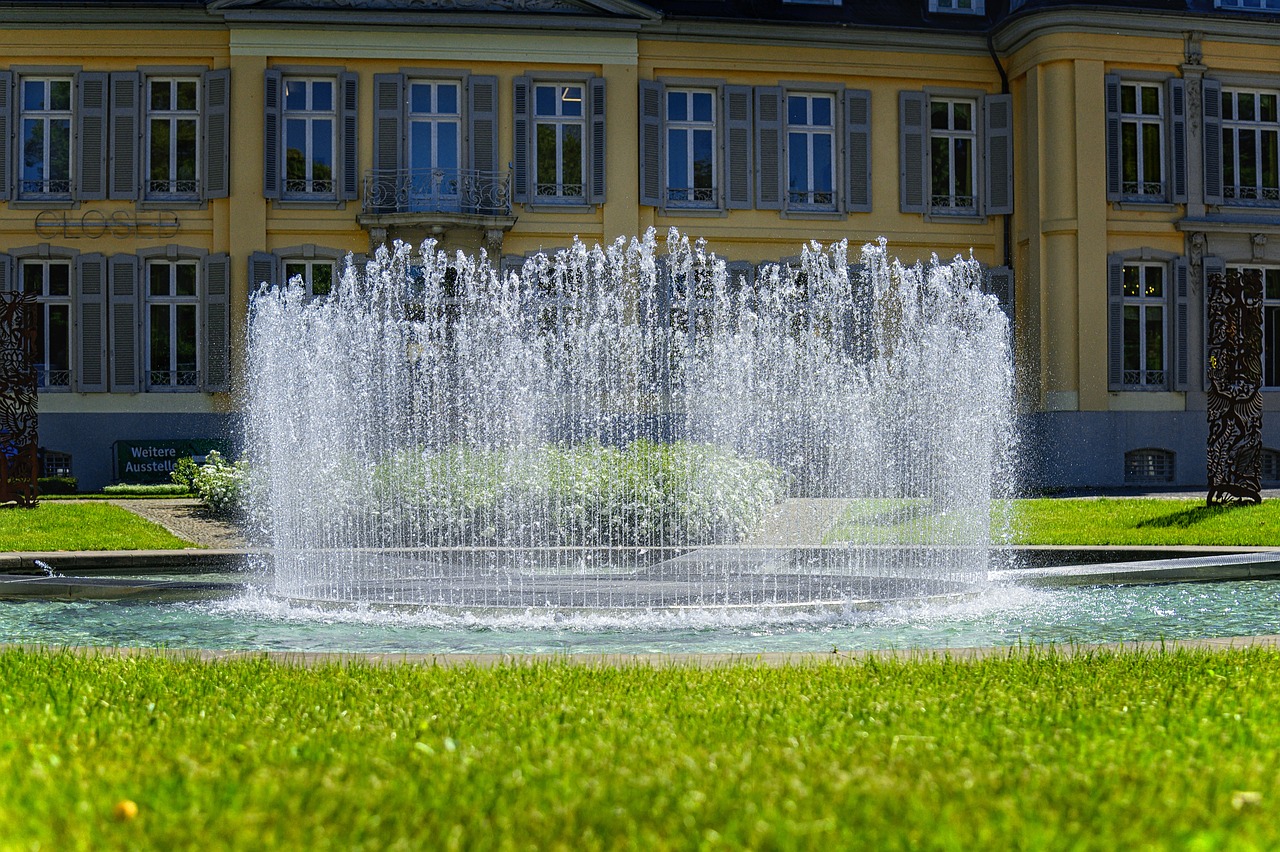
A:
2 647 1278 850
827 497 1280 547
0 503 193 551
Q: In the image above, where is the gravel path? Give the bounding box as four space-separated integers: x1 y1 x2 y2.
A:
109 499 250 549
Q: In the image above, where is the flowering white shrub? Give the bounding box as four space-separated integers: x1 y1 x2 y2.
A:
192 451 250 516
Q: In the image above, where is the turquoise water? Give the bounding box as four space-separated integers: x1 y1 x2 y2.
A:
0 579 1277 655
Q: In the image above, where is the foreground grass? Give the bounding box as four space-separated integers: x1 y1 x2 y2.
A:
3 648 1279 850
827 497 1280 547
0 503 193 550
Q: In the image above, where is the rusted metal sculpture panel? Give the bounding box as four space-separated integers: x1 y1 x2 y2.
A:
0 292 38 507
1207 268 1263 505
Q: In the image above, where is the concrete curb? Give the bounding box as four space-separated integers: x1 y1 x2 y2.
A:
992 551 1280 587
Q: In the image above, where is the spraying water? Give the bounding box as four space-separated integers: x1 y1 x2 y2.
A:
246 229 1014 610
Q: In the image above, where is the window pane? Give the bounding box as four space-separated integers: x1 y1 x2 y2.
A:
563 124 582 187
1267 269 1280 301
150 120 170 181
1121 124 1138 185
437 84 458 114
1224 128 1236 189
176 263 197 297
313 120 333 181
49 120 70 182
150 264 170 297
437 123 458 171
50 80 71 111
813 133 833 191
410 84 432 114
177 120 197 182
788 132 808 192
285 119 307 181
535 86 555 116
954 138 972 197
23 80 43 111
1264 94 1279 123
1240 93 1256 122
693 128 713 190
692 92 713 122
812 96 831 126
1146 305 1164 371
176 81 197 111
667 91 687 122
285 79 308 111
788 96 807 126
176 304 198 373
668 128 688 191
22 265 42 296
48 263 70 297
1123 265 1141 298
1140 85 1159 115
953 101 972 131
1222 91 1234 121
536 123 558 187
1146 266 1164 298
930 101 949 130
150 304 171 373
410 122 433 169
562 87 583 118
22 119 43 182
1141 124 1162 185
1123 305 1141 373
1241 129 1258 188
1267 305 1280 387
313 81 332 112
1121 85 1137 115
931 137 950 198
285 263 306 284
1265 130 1279 190
49 304 71 371
150 81 170 111
312 265 333 298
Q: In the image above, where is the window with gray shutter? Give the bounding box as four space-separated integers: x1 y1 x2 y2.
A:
203 69 231 199
589 76 607 204
0 72 10 201
638 80 664 208
1107 253 1125 389
1167 78 1187 203
77 72 108 200
845 89 871 213
339 71 359 201
984 93 1013 215
1174 256 1190 390
372 73 405 212
263 69 281 199
723 85 753 210
76 253 108 392
1104 75 1122 200
899 91 928 213
108 72 140 200
1203 78 1223 205
203 253 230 392
109 253 140 392
512 77 531 203
0 254 10 293
468 75 499 212
755 86 783 210
249 251 278 291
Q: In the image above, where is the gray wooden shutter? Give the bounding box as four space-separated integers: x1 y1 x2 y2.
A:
468 75 499 213
845 88 871 213
75 253 108 392
1167 77 1187 203
109 253 140 393
1105 74 1122 200
986 265 1014 319
249 251 278 291
984 93 1013 215
638 79 664 207
1107 253 1125 389
0 72 10 201
1173 257 1190 390
372 73 404 198
262 69 281 199
723 85 753 210
202 68 231 199
76 72 109 201
339 71 359 201
512 76 531 203
755 86 784 210
203 253 230 392
0 254 11 293
589 76 607 204
899 90 929 213
108 72 141 200
1203 78 1223 206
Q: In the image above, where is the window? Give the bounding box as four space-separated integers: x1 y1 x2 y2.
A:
1125 448 1175 483
283 259 335 299
147 77 200 199
533 84 585 200
666 89 717 207
931 0 984 12
1217 0 1280 9
899 91 1011 216
930 98 977 213
1230 265 1280 387
1221 88 1280 204
1106 75 1185 204
283 78 335 197
20 78 73 198
146 259 200 389
21 260 72 389
787 93 835 209
1262 448 1280 483
1120 83 1165 198
1120 263 1167 388
407 80 461 211
39 449 73 478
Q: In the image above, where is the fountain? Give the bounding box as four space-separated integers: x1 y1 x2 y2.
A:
245 229 1016 611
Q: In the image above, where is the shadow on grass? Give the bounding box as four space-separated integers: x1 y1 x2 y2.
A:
1135 503 1249 529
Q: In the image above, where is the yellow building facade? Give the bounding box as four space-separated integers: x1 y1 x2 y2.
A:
2 0 1274 489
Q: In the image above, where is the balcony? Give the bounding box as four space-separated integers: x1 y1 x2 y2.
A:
358 167 517 255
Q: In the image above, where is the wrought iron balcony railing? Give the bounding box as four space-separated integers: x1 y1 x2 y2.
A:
362 168 511 217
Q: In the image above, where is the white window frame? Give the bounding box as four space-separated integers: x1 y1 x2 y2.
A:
406 79 462 210
146 76 201 200
19 76 73 198
1121 262 1168 389
282 76 337 199
1119 81 1166 199
786 92 836 211
145 258 202 391
21 258 73 391
665 88 718 208
282 258 337 299
532 83 586 201
1221 87 1280 205
929 97 978 214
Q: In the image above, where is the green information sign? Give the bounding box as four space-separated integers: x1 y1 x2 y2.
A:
113 439 229 484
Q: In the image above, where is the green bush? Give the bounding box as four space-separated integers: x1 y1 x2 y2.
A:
36 476 77 495
102 483 190 496
191 451 249 516
170 457 200 492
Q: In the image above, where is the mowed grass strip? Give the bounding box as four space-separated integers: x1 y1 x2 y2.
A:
1012 498 1280 546
2 648 1279 850
0 503 194 551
